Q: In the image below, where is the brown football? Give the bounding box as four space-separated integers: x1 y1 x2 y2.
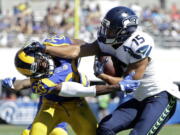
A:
98 56 124 77
98 56 116 76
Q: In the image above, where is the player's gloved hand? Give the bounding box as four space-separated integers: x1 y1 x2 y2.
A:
119 72 140 93
24 41 46 53
2 77 16 90
94 56 108 76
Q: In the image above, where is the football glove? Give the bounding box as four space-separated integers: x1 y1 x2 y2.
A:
94 56 108 76
24 41 46 53
119 72 140 93
2 77 16 89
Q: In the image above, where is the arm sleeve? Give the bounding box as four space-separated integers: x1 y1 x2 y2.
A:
59 82 96 97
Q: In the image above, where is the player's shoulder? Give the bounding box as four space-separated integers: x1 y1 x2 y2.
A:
123 30 154 59
127 30 154 47
30 72 59 86
43 34 72 46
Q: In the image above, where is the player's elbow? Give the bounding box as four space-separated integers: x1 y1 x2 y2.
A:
69 46 81 59
71 50 80 59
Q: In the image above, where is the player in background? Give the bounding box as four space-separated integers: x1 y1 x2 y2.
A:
2 77 68 135
26 6 180 135
2 35 139 135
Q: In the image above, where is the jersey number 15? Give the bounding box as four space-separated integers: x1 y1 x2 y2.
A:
132 35 145 46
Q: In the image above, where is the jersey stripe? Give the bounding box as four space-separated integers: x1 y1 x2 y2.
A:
65 72 73 82
41 78 57 87
43 42 70 46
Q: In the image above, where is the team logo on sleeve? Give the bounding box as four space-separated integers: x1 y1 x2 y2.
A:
55 64 69 73
136 45 152 58
123 45 152 59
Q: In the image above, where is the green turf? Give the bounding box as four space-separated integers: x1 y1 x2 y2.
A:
0 124 179 135
0 124 26 135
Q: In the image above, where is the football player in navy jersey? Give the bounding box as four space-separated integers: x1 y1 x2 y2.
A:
26 6 180 135
2 34 139 135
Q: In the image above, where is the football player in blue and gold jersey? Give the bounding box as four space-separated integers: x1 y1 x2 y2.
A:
8 35 98 135
2 78 68 135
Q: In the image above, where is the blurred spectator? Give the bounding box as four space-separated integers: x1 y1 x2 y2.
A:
131 2 142 17
0 0 179 48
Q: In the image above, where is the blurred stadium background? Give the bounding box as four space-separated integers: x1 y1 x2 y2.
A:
0 0 180 135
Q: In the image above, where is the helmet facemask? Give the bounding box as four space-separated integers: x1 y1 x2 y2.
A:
30 52 55 78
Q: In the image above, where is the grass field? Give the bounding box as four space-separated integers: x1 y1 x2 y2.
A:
0 124 180 135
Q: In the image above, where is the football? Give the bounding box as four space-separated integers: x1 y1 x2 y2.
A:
98 56 117 77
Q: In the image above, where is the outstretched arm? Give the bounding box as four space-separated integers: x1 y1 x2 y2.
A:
45 40 100 59
54 82 121 96
23 39 100 59
13 79 31 91
97 74 123 85
2 78 31 92
53 72 140 97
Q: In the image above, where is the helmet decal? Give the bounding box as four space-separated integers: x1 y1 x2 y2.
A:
18 51 35 64
122 16 138 28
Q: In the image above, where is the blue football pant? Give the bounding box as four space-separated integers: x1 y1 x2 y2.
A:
97 91 176 135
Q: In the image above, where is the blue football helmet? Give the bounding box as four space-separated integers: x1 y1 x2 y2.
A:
15 42 55 78
98 6 138 45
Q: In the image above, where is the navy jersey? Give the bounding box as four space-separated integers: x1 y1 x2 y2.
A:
31 35 89 102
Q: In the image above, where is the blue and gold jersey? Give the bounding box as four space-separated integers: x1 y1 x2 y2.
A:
31 35 89 102
43 35 72 47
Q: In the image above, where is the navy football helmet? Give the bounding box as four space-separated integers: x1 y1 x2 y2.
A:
98 6 138 45
15 42 55 78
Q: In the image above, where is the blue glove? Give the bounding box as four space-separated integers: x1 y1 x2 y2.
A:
24 41 46 53
2 77 16 89
119 72 140 93
94 56 108 76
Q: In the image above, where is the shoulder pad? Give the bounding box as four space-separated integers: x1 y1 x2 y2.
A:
124 31 154 59
43 35 72 46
